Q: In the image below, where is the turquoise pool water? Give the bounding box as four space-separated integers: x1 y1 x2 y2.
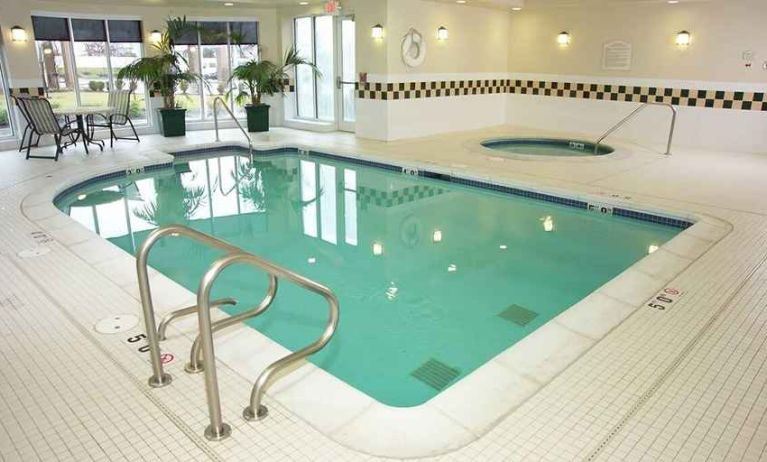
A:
56 150 679 406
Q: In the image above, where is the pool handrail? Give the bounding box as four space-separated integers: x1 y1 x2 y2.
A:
195 252 340 436
594 102 677 155
212 96 252 155
136 224 340 442
136 225 242 388
184 274 279 374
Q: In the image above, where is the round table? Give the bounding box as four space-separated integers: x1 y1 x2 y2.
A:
54 106 114 154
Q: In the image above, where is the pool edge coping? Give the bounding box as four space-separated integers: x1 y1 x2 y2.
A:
28 142 733 459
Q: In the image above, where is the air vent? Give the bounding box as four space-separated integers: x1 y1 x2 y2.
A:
499 304 538 327
411 359 460 391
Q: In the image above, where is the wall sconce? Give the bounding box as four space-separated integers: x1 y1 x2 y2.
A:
11 26 28 42
432 230 443 242
372 242 384 256
150 30 162 43
371 24 384 39
437 26 449 41
675 30 691 47
557 31 571 46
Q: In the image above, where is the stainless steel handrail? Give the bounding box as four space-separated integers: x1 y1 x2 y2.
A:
184 275 278 373
213 96 253 155
196 252 339 439
136 225 242 388
158 298 237 341
594 102 678 155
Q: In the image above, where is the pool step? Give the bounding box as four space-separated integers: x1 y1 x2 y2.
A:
411 358 461 391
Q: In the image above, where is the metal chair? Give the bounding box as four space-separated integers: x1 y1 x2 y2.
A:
10 95 41 153
18 97 78 161
87 90 140 148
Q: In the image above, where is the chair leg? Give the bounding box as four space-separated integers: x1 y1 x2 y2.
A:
109 122 115 148
25 135 33 160
128 118 139 142
19 125 29 152
54 134 62 162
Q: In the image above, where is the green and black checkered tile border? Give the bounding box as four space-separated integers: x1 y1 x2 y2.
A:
357 184 447 208
356 79 766 111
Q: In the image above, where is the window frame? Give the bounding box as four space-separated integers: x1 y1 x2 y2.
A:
0 45 14 139
32 13 149 125
292 14 335 123
178 18 261 122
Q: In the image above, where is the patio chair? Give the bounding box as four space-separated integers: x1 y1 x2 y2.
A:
10 94 41 153
18 97 78 161
87 90 140 148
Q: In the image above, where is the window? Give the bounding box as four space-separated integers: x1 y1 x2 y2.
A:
293 15 334 121
173 21 259 121
32 16 147 123
0 52 13 138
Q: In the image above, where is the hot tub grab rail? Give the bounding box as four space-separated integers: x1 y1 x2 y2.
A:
594 102 677 155
136 224 340 442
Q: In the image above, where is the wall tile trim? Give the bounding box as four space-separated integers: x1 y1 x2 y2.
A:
356 79 766 112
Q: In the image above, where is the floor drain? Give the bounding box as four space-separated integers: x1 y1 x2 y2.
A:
411 358 461 391
499 304 539 327
94 314 139 334
17 247 51 258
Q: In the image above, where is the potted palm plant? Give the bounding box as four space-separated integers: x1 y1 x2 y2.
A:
229 48 319 132
117 17 202 137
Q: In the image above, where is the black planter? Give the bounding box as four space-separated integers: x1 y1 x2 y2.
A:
158 108 187 137
245 104 270 132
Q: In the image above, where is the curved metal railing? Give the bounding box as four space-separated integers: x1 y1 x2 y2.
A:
136 225 242 388
213 96 252 155
196 252 340 439
136 224 340 442
184 275 278 373
594 102 678 155
157 297 237 341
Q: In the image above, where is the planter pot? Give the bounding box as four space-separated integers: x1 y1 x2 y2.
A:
158 108 187 137
245 104 270 132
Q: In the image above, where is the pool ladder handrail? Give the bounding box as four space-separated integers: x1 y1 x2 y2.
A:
212 96 253 155
594 102 678 156
136 224 340 442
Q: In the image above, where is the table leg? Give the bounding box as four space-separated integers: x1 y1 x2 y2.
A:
76 115 89 155
80 115 105 151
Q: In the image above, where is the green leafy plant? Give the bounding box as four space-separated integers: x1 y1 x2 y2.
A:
88 80 106 92
228 48 319 107
117 17 203 109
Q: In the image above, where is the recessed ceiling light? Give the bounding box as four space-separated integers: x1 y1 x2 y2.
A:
224 2 234 5
299 1 309 4
667 0 679 3
456 0 466 3
512 7 522 11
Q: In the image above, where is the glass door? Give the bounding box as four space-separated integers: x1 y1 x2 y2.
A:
335 15 355 132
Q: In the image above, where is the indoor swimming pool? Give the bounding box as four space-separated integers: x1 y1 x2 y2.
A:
56 148 682 407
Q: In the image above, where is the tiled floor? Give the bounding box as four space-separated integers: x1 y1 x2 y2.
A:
1 125 766 461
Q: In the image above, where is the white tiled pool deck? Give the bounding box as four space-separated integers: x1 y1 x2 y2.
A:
1 125 766 461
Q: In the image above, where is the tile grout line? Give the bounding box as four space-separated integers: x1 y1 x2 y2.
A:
583 250 767 462
8 255 225 462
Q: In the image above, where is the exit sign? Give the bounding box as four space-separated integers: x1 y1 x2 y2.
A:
324 0 340 13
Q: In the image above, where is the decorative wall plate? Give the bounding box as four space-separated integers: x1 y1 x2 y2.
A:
402 28 427 68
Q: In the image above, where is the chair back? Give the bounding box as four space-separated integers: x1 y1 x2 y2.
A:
108 90 132 124
10 94 35 126
18 98 60 135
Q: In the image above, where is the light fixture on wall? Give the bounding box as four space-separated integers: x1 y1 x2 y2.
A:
675 30 691 47
150 30 162 43
437 26 448 41
11 26 28 42
557 31 571 46
371 24 384 39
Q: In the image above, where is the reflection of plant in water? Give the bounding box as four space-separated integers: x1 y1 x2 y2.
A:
234 159 313 213
133 173 206 226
